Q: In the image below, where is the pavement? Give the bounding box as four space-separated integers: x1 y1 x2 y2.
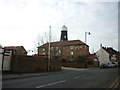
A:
2 70 63 80
2 67 86 80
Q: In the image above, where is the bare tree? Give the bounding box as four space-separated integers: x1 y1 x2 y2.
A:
33 32 56 55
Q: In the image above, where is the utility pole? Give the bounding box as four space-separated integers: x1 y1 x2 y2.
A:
48 26 51 71
84 32 90 68
1 48 4 72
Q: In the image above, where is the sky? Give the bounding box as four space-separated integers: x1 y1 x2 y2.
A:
0 0 119 55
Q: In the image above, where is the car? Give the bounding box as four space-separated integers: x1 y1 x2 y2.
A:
112 62 118 67
100 63 107 68
106 62 115 68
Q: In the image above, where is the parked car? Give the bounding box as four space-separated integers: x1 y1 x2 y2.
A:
112 62 118 67
118 62 120 67
106 62 115 68
100 63 107 68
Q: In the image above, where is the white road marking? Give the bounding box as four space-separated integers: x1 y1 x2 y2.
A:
36 80 66 88
74 75 86 79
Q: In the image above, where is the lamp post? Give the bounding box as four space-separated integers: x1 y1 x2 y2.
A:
84 32 90 68
48 26 51 72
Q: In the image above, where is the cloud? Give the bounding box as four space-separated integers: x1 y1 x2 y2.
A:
0 0 118 53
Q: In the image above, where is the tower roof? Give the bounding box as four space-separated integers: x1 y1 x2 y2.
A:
61 25 68 31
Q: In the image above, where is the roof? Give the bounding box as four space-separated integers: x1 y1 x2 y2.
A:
38 40 89 48
4 46 27 52
87 53 97 59
61 25 68 31
102 47 119 55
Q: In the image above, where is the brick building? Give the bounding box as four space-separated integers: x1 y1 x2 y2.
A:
38 25 90 61
38 40 89 61
4 46 27 55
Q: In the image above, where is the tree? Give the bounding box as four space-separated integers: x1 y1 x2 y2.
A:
33 31 57 55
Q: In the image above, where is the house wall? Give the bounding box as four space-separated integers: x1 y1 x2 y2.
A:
14 47 27 55
96 48 110 66
61 45 89 60
5 46 27 55
38 45 89 60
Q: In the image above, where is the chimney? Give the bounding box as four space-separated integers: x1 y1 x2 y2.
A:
100 43 102 48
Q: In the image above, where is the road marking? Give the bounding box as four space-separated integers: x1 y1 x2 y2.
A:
36 80 66 88
73 75 86 79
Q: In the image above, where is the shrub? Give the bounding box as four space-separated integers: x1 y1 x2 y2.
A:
75 56 87 63
87 60 93 65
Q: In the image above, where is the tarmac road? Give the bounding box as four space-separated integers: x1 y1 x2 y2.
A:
2 67 119 88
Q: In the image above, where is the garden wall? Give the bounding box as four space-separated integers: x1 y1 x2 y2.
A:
11 55 61 73
62 63 86 68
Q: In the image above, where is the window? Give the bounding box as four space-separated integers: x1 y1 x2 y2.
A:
51 47 54 50
56 47 59 50
58 50 61 53
70 46 74 50
43 48 45 51
43 52 45 55
70 51 74 55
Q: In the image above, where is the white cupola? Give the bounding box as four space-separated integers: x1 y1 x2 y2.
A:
61 25 68 31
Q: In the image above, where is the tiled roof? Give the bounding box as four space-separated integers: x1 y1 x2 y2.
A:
4 46 23 49
38 40 88 47
87 53 97 59
102 47 119 55
4 46 27 52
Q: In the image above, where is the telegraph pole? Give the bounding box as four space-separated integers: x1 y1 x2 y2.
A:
48 26 51 71
1 48 4 72
84 32 90 68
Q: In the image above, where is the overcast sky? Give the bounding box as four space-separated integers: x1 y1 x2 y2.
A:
0 0 119 54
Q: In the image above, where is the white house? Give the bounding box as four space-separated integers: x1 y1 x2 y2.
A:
96 44 118 66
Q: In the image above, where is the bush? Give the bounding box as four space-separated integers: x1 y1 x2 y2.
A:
87 60 93 65
75 56 87 63
67 60 76 63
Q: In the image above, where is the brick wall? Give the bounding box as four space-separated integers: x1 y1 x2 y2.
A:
62 63 86 68
61 45 89 60
11 55 61 73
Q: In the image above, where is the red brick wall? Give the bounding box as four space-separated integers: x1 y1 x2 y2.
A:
11 55 61 73
61 45 89 60
62 63 86 68
38 44 89 61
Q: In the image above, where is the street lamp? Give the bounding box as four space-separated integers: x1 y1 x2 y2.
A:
84 32 91 68
85 32 90 44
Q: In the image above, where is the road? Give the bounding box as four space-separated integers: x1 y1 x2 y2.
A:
2 67 119 88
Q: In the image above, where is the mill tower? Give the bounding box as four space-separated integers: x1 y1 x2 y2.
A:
60 25 68 41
